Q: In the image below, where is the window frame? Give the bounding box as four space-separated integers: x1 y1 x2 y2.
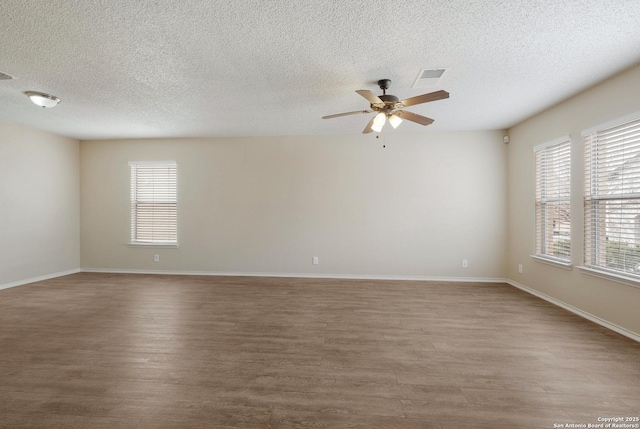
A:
533 135 572 265
582 111 640 282
129 161 178 247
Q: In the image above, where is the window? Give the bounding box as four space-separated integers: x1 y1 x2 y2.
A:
129 161 177 245
584 115 640 278
534 136 571 262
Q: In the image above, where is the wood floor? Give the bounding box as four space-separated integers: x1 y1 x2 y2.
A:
0 273 639 428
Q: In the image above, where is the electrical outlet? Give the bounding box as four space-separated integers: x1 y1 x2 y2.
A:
313 256 319 265
518 264 523 274
462 259 468 268
154 254 160 262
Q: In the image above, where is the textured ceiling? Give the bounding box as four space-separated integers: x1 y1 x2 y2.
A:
1 0 640 139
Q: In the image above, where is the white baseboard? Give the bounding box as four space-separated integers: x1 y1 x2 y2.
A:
0 268 81 291
507 279 640 343
81 267 507 283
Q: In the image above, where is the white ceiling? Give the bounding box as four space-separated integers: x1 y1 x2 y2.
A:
1 0 639 140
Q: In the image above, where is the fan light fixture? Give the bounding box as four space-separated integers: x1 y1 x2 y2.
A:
371 112 386 132
388 114 402 129
25 91 61 108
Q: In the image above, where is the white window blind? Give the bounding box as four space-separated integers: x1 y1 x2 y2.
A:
584 116 640 278
535 137 571 262
130 161 177 245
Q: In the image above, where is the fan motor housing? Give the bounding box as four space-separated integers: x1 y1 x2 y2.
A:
372 94 403 111
380 94 399 103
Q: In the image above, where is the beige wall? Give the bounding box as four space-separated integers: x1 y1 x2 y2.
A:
0 120 80 286
507 63 640 336
80 131 507 279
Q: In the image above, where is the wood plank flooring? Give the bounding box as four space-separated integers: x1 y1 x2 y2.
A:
0 273 639 428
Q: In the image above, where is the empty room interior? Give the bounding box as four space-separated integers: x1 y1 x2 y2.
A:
2 1 640 428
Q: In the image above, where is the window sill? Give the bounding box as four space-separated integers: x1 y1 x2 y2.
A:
128 242 179 248
530 255 572 270
578 266 640 289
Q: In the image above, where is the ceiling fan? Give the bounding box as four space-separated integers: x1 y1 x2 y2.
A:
322 79 449 134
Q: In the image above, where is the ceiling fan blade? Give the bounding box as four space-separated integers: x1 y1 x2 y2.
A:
322 110 373 119
395 110 435 126
356 90 384 105
400 90 449 108
362 115 377 134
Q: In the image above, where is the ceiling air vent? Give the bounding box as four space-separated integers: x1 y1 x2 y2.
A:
412 68 446 88
0 71 15 80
